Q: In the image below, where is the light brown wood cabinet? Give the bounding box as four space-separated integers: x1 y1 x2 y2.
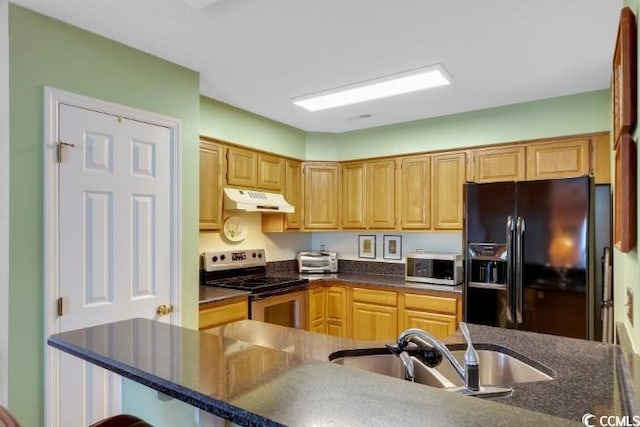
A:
400 293 460 339
199 140 224 230
591 133 611 184
366 159 396 229
199 297 248 330
284 159 303 228
526 138 590 180
307 284 347 337
262 159 303 231
308 286 326 334
341 162 367 229
304 162 340 229
470 146 526 183
226 146 258 188
351 287 398 342
306 281 461 341
399 155 431 229
257 153 285 192
326 286 348 337
432 152 466 230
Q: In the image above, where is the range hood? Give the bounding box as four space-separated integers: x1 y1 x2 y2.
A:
223 188 294 213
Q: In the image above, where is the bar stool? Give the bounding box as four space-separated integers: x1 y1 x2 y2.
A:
89 414 152 427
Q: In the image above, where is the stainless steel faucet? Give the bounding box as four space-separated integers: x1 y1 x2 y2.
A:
397 322 480 392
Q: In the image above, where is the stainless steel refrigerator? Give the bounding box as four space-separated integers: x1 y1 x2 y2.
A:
463 176 609 340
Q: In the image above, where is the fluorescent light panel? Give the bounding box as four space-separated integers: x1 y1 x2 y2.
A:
293 64 452 111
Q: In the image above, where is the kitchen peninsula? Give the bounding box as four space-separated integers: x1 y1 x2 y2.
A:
48 318 634 426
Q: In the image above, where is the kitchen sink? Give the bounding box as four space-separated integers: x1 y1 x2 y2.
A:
328 344 554 391
329 347 455 388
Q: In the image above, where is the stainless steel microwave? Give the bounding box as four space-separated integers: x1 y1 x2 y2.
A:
405 252 463 286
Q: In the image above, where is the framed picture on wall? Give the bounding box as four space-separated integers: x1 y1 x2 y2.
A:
613 6 637 147
358 235 376 259
383 235 402 260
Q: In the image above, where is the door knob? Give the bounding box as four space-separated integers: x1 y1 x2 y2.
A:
156 304 174 316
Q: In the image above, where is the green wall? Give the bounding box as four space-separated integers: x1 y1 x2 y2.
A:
200 96 306 158
616 0 640 352
9 5 200 426
307 90 611 161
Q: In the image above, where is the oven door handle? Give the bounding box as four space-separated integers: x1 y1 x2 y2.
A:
251 284 308 300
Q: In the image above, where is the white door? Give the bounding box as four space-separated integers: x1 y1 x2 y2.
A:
54 103 175 426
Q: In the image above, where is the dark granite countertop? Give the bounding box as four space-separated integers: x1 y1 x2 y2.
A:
199 272 461 304
299 272 463 293
48 318 632 426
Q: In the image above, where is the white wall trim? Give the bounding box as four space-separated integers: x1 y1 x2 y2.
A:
0 0 10 408
43 88 182 427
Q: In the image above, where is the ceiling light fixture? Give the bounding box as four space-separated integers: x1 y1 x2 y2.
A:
292 64 452 112
181 0 221 10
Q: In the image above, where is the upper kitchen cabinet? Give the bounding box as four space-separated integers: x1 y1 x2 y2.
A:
227 146 288 192
261 158 303 232
226 146 258 188
341 161 367 229
399 155 431 229
590 133 611 184
199 140 224 230
257 153 285 192
526 138 590 180
470 146 526 183
283 159 302 228
432 152 466 230
304 162 340 229
366 159 397 229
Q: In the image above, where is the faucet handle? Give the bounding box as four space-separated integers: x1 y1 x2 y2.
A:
459 322 479 364
459 322 480 391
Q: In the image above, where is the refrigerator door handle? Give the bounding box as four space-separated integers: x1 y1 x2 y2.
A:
506 215 514 324
515 216 525 325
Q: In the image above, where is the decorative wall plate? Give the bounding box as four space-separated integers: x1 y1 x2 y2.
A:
223 216 248 242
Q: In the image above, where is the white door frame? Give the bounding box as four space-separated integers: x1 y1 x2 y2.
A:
43 87 183 426
0 0 10 407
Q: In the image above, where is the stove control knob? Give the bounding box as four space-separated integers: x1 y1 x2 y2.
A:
258 253 262 258
252 252 256 258
220 254 226 261
211 256 218 263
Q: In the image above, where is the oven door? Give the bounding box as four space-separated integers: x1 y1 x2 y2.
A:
251 289 306 329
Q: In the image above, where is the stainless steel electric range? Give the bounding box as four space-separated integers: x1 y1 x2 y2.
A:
200 249 308 328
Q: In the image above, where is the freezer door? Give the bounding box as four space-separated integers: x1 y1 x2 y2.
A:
516 176 590 339
464 181 516 328
464 181 516 244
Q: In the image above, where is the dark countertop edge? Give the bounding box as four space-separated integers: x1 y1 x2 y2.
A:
616 322 640 416
46 336 285 427
198 273 461 304
199 289 250 305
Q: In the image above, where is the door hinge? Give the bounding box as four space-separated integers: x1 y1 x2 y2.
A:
56 141 75 163
57 297 63 317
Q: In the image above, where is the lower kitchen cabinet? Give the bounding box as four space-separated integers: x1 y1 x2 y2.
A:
351 287 398 342
402 310 457 339
305 282 461 342
400 292 461 339
199 297 248 330
308 286 326 334
351 302 398 341
307 284 348 337
326 286 347 337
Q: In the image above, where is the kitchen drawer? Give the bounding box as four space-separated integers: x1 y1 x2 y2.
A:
199 300 248 330
352 287 397 306
404 293 457 315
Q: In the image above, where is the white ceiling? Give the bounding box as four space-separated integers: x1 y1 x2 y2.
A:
12 0 622 133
